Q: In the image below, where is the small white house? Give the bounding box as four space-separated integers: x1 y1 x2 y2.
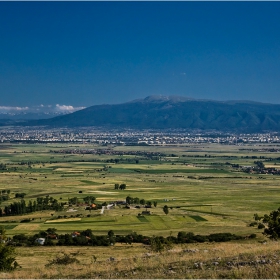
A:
35 238 45 245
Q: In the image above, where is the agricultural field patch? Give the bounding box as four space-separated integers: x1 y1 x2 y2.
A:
45 218 81 223
14 224 40 231
0 224 18 230
137 216 149 222
89 191 117 194
80 180 101 185
189 215 208 222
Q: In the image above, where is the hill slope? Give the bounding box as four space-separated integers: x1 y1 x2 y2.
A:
28 96 280 132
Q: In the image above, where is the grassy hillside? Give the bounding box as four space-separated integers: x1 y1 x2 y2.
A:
2 241 280 279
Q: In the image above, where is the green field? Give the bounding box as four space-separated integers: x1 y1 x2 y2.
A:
1 142 280 238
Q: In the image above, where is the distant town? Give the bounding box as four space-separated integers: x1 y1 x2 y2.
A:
1 126 280 145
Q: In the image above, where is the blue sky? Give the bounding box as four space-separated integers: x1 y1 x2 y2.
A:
0 1 280 108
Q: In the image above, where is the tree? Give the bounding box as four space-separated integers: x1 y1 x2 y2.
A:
254 161 265 169
0 164 7 170
140 199 145 205
0 226 6 242
68 197 78 205
150 236 165 252
114 184 119 190
46 228 57 235
146 201 152 207
0 244 18 271
253 213 262 221
119 184 126 190
15 193 26 199
126 196 133 205
133 197 140 204
0 227 18 271
163 205 169 215
83 196 96 204
153 201 158 207
150 236 172 253
261 207 280 239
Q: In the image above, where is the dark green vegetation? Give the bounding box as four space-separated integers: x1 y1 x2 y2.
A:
27 96 280 132
10 228 247 248
251 207 280 240
0 141 280 240
0 244 18 271
0 227 18 271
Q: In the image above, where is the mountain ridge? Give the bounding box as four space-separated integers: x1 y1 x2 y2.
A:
21 95 280 132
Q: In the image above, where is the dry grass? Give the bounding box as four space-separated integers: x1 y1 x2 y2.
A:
2 240 280 279
45 218 81 223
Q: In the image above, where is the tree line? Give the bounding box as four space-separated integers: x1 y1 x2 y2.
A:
8 228 252 248
0 195 63 216
124 195 157 208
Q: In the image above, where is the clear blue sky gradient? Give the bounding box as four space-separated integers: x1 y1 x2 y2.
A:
0 2 280 106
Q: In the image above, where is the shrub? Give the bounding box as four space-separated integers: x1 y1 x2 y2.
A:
258 223 265 229
20 219 31 223
46 253 79 266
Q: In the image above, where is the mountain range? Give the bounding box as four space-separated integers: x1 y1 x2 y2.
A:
14 95 280 132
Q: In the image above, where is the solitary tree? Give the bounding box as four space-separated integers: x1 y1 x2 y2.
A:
153 201 158 207
261 207 280 240
163 205 169 215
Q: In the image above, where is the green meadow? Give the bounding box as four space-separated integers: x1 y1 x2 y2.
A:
1 142 280 238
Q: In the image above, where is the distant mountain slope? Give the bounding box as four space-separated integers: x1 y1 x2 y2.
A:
27 95 280 132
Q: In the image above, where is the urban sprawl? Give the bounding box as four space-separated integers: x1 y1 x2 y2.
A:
0 127 280 145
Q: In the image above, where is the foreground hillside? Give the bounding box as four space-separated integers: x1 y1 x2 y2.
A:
2 241 280 279
28 95 280 132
